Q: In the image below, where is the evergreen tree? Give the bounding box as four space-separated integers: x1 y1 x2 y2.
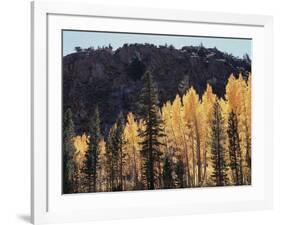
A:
137 71 165 190
105 127 115 191
115 112 127 191
163 157 173 189
127 55 145 81
74 46 82 52
175 159 185 188
210 99 229 186
84 106 101 192
63 108 76 194
108 124 120 191
106 113 127 191
227 111 243 185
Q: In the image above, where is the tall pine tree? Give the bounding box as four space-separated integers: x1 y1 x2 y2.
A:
210 99 229 186
106 113 127 191
227 111 243 185
163 156 173 189
115 112 127 191
84 106 101 192
105 127 115 191
63 108 76 194
137 71 165 190
175 159 185 188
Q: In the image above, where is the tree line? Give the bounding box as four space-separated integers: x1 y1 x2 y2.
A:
63 71 251 194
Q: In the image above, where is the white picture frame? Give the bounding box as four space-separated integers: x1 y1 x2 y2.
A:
31 1 274 224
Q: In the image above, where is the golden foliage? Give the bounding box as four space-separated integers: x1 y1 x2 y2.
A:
73 133 88 170
71 74 251 191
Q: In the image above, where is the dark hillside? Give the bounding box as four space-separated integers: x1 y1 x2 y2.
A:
63 44 251 134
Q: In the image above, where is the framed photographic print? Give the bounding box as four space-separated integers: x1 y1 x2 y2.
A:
31 1 273 224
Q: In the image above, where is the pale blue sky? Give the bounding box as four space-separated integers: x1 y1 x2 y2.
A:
63 30 252 58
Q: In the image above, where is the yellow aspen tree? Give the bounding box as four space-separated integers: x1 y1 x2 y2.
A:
161 103 173 186
200 84 216 185
245 74 251 183
73 133 89 192
157 109 165 189
225 74 242 184
171 94 191 186
162 102 181 154
97 138 107 191
236 74 247 184
162 100 190 187
124 112 141 190
161 103 177 188
182 87 202 186
137 118 146 187
225 74 251 184
219 97 233 184
225 74 240 114
237 74 251 183
171 95 186 156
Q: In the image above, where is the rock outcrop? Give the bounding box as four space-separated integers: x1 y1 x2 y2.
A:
63 44 251 134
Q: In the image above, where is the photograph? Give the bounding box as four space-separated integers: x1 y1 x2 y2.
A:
62 30 252 194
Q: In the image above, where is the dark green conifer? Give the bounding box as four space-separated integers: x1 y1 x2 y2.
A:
84 106 101 192
137 71 165 190
175 159 185 188
63 108 76 194
163 157 173 189
210 99 229 186
227 111 243 185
